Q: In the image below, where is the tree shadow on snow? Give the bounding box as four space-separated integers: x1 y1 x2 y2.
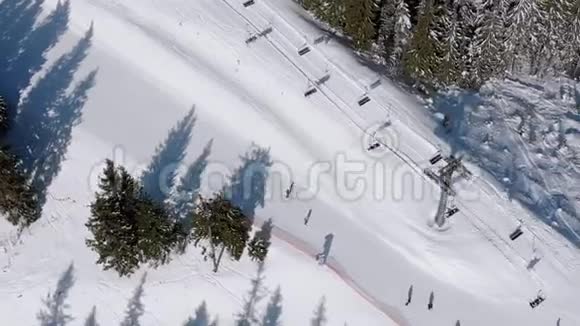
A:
83 306 99 326
261 286 283 326
433 90 580 246
37 262 75 326
225 144 273 222
8 24 97 214
173 139 213 253
184 301 219 326
141 107 196 204
0 0 70 118
310 297 327 326
173 139 213 215
236 262 267 325
120 273 147 326
183 273 282 326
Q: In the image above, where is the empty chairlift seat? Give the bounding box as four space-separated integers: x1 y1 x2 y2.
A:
243 0 255 7
429 153 443 165
529 295 545 308
509 227 524 241
304 87 317 97
358 95 371 106
298 46 311 56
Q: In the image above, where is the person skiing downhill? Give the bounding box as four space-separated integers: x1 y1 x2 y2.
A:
304 209 312 225
285 182 294 198
405 285 413 306
427 291 434 310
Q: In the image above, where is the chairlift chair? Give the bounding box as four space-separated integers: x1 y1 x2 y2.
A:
242 0 255 7
298 46 311 56
529 291 546 309
245 34 258 44
509 226 524 241
358 95 371 106
430 152 443 165
304 80 317 97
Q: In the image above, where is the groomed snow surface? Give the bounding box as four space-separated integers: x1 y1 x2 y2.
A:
1 0 579 325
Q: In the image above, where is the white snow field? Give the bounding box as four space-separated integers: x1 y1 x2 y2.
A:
1 0 579 325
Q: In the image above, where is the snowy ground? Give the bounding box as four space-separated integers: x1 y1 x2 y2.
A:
433 77 580 243
1 0 579 325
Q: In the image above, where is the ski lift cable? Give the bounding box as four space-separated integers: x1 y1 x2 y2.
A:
239 0 569 278
218 0 562 274
250 9 517 265
249 0 388 108
498 199 578 271
220 4 412 166
218 0 378 142
249 0 443 154
252 0 444 153
454 199 547 289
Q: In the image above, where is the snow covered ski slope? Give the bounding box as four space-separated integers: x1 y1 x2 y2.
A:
1 0 579 325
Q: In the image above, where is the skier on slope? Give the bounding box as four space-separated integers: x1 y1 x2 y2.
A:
285 182 294 198
304 209 312 225
427 291 434 310
405 285 413 306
